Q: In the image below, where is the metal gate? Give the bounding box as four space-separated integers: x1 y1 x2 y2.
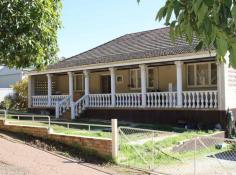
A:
118 126 236 175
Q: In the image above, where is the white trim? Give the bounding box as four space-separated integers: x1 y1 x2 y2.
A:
186 61 217 88
28 51 215 76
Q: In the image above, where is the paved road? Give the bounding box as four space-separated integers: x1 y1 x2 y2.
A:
0 137 115 175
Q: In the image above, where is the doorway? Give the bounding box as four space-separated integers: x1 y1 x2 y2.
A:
100 75 111 93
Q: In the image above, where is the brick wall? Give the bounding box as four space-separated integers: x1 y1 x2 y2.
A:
0 120 112 157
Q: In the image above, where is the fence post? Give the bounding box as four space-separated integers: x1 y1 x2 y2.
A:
55 102 59 119
3 110 8 125
194 137 197 175
112 119 118 161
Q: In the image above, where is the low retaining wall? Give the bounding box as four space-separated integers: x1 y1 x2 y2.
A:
0 120 112 158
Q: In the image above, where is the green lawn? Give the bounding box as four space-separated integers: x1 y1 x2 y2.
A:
5 119 112 138
119 130 228 171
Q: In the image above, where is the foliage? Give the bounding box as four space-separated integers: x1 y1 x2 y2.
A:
138 0 236 68
0 0 62 69
1 78 28 110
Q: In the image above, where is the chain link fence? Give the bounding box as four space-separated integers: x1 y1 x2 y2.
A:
118 127 236 175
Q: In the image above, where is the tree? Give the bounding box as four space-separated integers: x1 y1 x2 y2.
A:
0 0 62 69
139 0 236 68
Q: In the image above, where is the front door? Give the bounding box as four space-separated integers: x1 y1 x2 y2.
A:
100 75 111 94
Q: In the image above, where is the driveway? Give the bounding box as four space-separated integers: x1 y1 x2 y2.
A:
0 136 116 175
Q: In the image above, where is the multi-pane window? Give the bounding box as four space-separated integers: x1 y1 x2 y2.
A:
187 62 217 87
73 74 84 91
130 68 154 89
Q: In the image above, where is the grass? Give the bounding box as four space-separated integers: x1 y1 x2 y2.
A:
119 135 229 170
4 119 112 138
153 130 214 148
118 129 224 170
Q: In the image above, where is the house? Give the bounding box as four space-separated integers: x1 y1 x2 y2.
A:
27 27 236 128
0 66 28 101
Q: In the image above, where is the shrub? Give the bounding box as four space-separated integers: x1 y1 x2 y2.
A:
1 78 28 110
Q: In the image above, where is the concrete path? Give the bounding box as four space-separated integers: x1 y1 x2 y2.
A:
0 137 115 175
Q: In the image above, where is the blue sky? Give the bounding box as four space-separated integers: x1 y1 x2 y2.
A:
58 0 165 58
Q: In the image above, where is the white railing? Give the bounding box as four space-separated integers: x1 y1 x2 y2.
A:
88 94 112 107
32 96 48 107
146 92 177 108
33 91 218 117
51 95 70 106
115 93 142 107
32 95 70 107
74 95 88 116
182 91 218 109
55 96 71 118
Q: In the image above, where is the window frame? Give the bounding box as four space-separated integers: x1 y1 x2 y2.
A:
129 68 155 90
73 74 84 92
187 62 217 88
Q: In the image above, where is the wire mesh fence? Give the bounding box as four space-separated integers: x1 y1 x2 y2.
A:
118 127 236 175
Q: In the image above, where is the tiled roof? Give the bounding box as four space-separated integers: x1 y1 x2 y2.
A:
48 27 199 70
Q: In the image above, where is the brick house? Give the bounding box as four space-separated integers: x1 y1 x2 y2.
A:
27 27 236 128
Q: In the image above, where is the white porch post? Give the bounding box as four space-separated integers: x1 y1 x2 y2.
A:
109 67 116 107
68 72 75 119
83 70 90 106
217 56 229 110
28 75 34 108
140 64 147 107
47 74 52 106
175 61 183 107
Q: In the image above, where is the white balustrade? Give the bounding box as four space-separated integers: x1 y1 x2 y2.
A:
56 96 71 116
74 95 88 116
182 91 218 109
51 95 70 106
115 93 142 107
146 92 177 108
32 96 48 107
32 91 218 112
32 95 70 107
88 94 112 107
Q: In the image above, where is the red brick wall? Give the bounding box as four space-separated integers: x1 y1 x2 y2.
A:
0 120 112 157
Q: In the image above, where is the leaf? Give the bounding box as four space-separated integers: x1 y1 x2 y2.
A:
232 5 236 25
173 0 181 18
195 41 204 51
193 0 203 13
156 7 166 21
216 35 228 56
229 43 236 68
197 2 208 26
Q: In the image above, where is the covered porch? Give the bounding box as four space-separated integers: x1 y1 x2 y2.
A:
28 58 222 119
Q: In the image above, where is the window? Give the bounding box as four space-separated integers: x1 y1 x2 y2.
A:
148 68 154 88
130 68 154 89
187 62 217 87
116 75 123 84
73 74 84 91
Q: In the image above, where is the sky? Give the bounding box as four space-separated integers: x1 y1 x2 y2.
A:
58 0 165 58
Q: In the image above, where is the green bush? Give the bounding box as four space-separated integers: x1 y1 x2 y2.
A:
1 79 28 110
